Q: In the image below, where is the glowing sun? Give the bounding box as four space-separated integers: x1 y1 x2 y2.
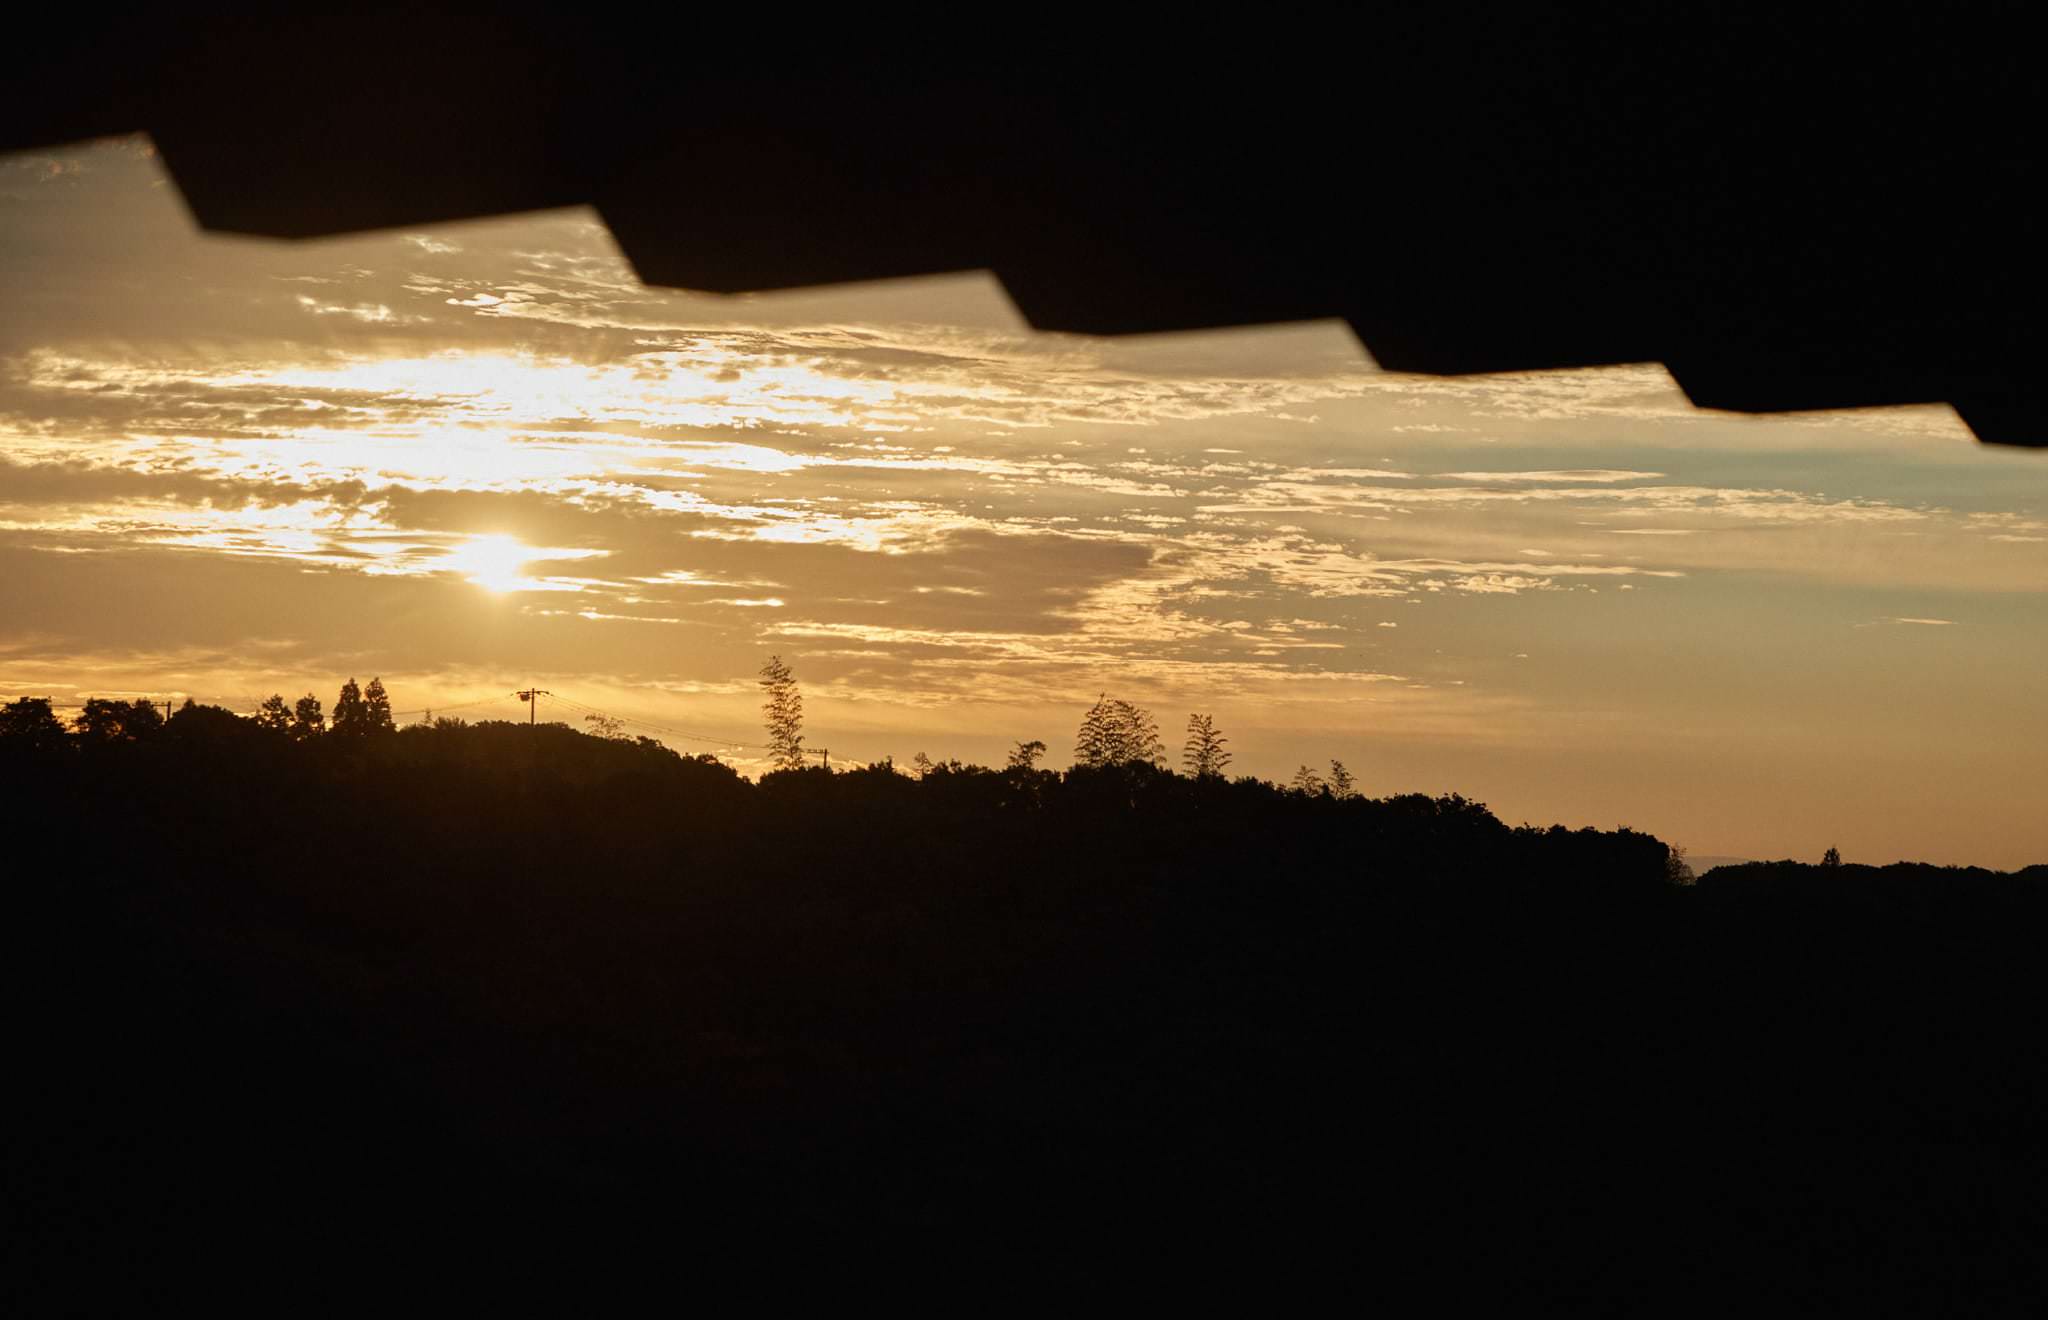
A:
440 534 600 593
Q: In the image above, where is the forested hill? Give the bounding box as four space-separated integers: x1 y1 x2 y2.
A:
1701 856 2048 897
1 704 1685 896
8 709 2045 1308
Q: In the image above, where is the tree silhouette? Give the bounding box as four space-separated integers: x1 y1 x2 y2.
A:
167 699 252 745
75 698 117 744
911 751 935 779
74 697 164 745
363 678 395 735
290 694 325 742
331 679 370 739
1006 739 1047 771
1182 714 1230 779
0 697 70 754
1822 846 1842 867
583 713 626 740
255 694 292 734
1074 695 1162 769
759 655 806 772
1328 759 1354 798
1290 765 1324 795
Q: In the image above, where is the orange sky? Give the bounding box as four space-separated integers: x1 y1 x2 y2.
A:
3 136 2045 867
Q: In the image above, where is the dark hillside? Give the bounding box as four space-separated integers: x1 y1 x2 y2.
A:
7 713 2044 1307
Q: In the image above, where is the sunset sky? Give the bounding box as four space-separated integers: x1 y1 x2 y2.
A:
2 135 2043 867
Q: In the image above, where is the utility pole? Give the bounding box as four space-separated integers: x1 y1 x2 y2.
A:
515 687 552 727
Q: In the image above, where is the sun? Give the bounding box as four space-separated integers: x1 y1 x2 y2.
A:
440 534 598 594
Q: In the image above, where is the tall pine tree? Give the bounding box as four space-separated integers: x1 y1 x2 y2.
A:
331 678 368 738
759 655 806 772
1182 714 1231 779
363 677 395 734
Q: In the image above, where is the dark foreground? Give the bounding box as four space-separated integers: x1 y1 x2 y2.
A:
9 718 2045 1309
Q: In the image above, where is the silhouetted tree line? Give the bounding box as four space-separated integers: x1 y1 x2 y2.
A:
1 677 398 752
6 692 2044 1309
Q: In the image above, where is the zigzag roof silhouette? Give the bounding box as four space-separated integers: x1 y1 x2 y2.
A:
6 10 2034 445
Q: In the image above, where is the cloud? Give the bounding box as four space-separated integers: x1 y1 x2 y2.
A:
1436 469 1664 483
5 133 2047 817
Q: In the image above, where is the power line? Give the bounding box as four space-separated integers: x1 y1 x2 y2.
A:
390 694 522 720
387 690 768 751
513 687 553 728
545 692 862 766
545 694 771 750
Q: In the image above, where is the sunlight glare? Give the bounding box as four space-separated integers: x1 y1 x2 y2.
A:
440 534 601 593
